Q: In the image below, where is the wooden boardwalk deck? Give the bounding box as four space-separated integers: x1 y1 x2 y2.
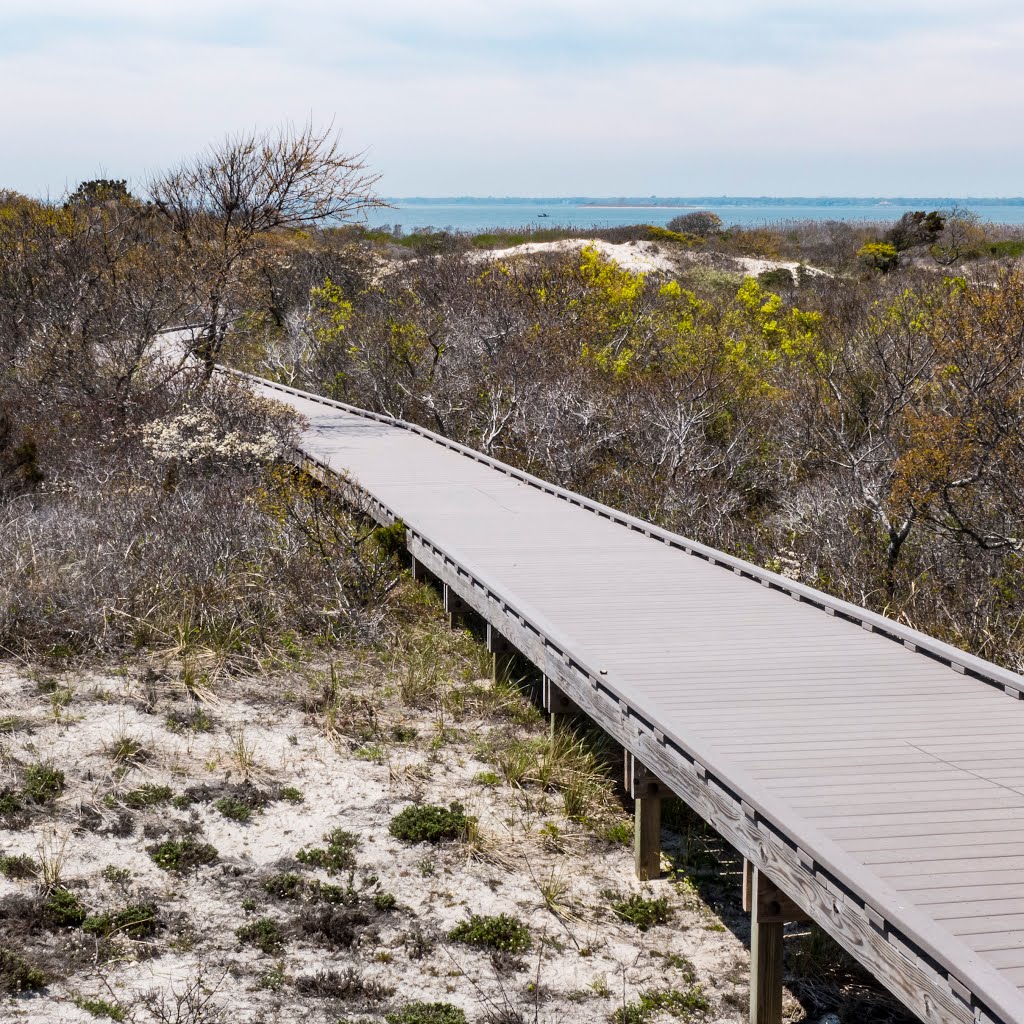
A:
240 373 1024 1024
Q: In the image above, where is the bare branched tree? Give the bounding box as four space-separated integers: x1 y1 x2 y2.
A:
148 121 384 376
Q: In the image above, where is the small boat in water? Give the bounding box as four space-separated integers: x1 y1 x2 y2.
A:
538 212 549 218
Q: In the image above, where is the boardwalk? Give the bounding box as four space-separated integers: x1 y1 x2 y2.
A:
239 372 1024 1024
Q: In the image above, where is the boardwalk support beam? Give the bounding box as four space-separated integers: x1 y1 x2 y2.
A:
487 624 516 684
744 862 809 1024
625 752 665 880
443 583 467 631
542 675 581 736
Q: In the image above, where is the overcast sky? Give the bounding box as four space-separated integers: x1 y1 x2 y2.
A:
3 0 1024 198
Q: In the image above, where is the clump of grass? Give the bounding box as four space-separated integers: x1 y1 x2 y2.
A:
44 886 88 927
22 762 65 803
165 706 214 733
106 730 148 765
296 828 359 873
72 995 126 1021
0 853 38 879
389 802 472 844
236 917 286 954
611 986 711 1023
448 913 532 954
148 836 219 873
123 784 173 809
279 786 304 804
608 892 673 931
214 796 253 822
0 947 48 993
82 902 158 939
385 1003 467 1024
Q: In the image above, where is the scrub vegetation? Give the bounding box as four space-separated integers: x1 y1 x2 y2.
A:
0 122 991 1023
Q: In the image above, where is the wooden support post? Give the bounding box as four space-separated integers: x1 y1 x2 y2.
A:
542 675 581 737
443 584 466 631
746 863 808 1024
625 752 665 880
487 624 516 684
411 556 430 584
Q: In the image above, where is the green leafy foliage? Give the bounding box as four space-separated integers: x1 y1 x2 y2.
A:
296 828 359 873
123 784 173 809
73 995 127 1020
236 916 286 954
385 1002 468 1024
44 887 87 927
0 853 38 879
609 892 673 930
388 802 473 844
448 913 532 953
82 902 158 939
0 947 48 993
148 836 219 873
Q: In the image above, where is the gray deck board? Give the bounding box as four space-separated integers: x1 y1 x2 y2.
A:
251 379 1024 1024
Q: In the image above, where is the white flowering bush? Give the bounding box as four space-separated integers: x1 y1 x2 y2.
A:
141 408 282 467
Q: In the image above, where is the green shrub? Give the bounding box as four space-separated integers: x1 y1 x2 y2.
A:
388 802 472 844
148 836 218 872
372 891 397 911
610 986 711 1023
44 886 87 927
22 762 64 803
0 946 48 993
72 995 126 1020
296 828 359 873
0 853 38 879
385 1002 467 1024
263 872 304 899
279 786 304 804
236 916 286 954
214 796 252 822
123 784 173 809
448 913 531 954
610 892 672 930
82 902 158 939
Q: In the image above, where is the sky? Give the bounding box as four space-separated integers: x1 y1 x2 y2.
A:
3 1 1024 198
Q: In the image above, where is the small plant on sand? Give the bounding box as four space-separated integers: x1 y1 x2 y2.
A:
44 887 87 927
236 916 286 954
123 784 173 809
279 786 304 804
385 1002 468 1024
107 728 148 765
165 706 214 733
73 995 127 1020
101 865 132 886
296 828 359 873
372 890 397 911
263 872 305 900
23 762 65 803
611 986 711 1023
389 802 472 844
148 836 219 873
448 913 532 954
0 947 49 993
83 902 158 939
214 796 253 822
608 891 673 931
0 853 38 879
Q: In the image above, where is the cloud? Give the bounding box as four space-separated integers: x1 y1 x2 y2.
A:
3 2 1024 196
